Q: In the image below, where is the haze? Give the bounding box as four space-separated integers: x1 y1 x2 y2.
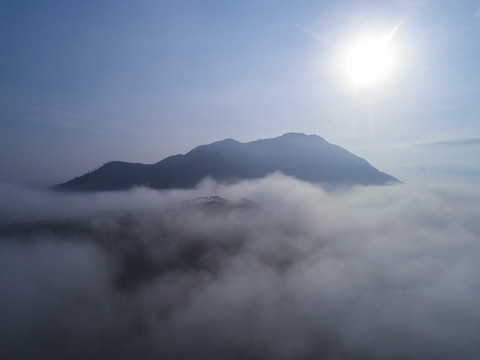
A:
1 1 480 359
1 0 479 185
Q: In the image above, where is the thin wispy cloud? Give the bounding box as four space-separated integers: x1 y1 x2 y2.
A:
416 137 480 147
28 105 106 135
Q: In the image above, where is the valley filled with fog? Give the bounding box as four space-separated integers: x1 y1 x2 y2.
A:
1 174 480 359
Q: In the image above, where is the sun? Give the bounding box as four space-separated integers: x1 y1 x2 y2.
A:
344 33 394 87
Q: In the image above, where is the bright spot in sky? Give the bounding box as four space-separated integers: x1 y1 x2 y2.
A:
344 33 394 87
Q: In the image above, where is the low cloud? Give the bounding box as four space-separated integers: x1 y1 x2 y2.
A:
1 175 480 359
417 137 480 148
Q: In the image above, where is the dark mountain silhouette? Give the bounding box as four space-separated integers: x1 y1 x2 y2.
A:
54 133 398 192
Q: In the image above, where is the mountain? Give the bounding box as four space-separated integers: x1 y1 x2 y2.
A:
54 133 398 192
181 196 257 210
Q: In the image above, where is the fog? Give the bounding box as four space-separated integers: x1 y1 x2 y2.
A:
1 174 480 359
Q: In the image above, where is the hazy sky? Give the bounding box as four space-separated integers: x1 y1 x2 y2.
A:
1 0 479 184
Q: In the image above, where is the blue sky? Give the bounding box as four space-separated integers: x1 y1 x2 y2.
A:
1 0 479 184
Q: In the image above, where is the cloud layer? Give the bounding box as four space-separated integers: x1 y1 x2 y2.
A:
1 175 480 360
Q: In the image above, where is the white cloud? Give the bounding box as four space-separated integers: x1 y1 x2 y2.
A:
1 175 480 359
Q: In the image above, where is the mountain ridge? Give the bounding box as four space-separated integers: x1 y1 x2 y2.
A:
54 133 398 192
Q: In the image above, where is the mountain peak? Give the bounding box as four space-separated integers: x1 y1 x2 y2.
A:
278 133 326 142
55 133 399 192
281 132 308 138
212 138 238 145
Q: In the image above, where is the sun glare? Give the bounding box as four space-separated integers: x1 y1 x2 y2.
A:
344 33 394 87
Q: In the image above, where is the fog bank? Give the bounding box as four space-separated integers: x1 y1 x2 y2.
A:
1 175 480 359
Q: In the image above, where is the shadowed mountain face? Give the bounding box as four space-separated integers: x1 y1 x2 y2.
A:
55 133 398 192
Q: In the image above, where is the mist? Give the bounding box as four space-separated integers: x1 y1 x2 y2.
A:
1 174 480 359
